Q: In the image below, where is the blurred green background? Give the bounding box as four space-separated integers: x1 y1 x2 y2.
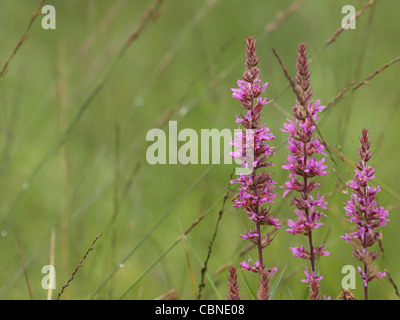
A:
0 0 399 300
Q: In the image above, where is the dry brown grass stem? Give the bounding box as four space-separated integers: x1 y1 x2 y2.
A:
57 232 103 300
0 0 46 80
78 0 127 56
377 231 400 299
271 47 298 101
17 237 34 300
325 56 400 111
325 81 355 110
155 288 178 300
204 0 305 98
324 0 376 47
272 0 377 104
386 203 400 212
264 0 305 34
352 56 400 90
328 142 400 203
155 0 219 75
125 0 164 46
197 169 234 300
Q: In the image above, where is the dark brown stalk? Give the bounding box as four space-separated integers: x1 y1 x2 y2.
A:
125 0 164 46
377 231 400 298
352 56 400 90
271 47 298 102
197 170 234 300
325 81 355 110
272 0 377 88
324 0 376 47
0 0 46 79
57 232 103 300
325 56 400 112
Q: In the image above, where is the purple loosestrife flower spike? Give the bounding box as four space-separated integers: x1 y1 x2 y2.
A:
281 43 329 300
227 266 241 300
341 129 389 300
230 37 280 299
257 268 274 300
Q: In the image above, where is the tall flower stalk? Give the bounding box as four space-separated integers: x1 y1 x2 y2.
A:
341 129 389 300
229 37 280 300
281 43 329 300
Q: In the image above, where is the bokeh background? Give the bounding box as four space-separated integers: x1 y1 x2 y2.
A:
0 0 399 300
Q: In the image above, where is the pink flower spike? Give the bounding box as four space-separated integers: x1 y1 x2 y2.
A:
281 43 328 300
230 38 279 299
342 129 390 300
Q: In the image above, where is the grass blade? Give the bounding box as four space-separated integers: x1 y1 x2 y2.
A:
116 195 224 300
17 237 34 300
89 164 215 299
197 169 234 299
240 270 256 300
184 235 223 300
268 264 287 300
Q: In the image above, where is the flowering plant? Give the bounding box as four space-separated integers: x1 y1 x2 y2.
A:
229 37 280 300
227 38 391 301
281 43 329 300
341 129 389 300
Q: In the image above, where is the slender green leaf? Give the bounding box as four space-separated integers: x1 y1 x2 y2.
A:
240 270 257 300
116 195 224 299
268 264 287 300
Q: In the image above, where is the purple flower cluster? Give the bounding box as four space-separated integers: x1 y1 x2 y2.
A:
341 129 389 299
281 43 329 300
229 37 280 299
227 38 392 301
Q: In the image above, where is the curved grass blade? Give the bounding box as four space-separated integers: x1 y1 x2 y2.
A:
116 195 224 300
183 235 223 300
268 264 287 300
89 164 215 299
240 269 257 300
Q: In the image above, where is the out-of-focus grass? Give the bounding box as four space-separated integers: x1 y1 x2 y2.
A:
0 0 399 300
